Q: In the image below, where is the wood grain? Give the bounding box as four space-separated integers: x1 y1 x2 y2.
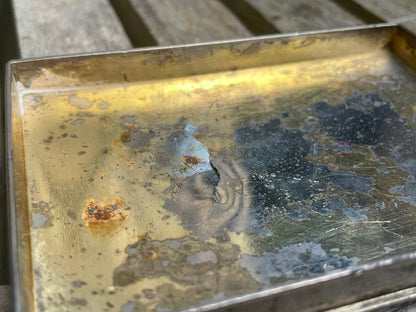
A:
12 0 132 58
0 286 11 311
128 0 252 46
245 0 363 33
353 0 416 34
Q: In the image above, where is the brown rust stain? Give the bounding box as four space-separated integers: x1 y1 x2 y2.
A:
147 248 159 261
120 130 131 143
82 199 128 238
183 156 200 166
113 130 129 147
193 134 203 141
82 199 127 224
126 159 135 170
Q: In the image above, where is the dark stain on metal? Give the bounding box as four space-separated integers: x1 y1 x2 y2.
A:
72 280 87 288
312 92 416 207
312 93 415 161
69 298 87 306
234 114 374 222
183 155 200 166
120 130 131 143
119 117 154 149
193 133 204 141
43 135 53 144
238 242 359 285
112 235 259 306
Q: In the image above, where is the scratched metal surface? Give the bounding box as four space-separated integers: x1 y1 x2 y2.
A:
7 24 416 311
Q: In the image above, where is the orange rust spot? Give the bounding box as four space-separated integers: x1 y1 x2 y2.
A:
183 156 200 166
147 249 159 260
120 130 131 143
93 208 111 221
119 154 126 160
82 199 129 240
137 233 148 241
126 159 135 169
82 199 127 225
193 134 203 141
99 173 108 179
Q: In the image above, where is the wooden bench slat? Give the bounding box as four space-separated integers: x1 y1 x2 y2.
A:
245 0 364 33
0 286 11 312
128 0 252 46
353 0 416 35
12 0 132 58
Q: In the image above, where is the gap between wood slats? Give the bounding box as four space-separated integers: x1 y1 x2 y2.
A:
109 0 158 47
220 0 280 35
330 0 384 24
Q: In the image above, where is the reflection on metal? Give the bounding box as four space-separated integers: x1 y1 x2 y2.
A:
7 24 416 311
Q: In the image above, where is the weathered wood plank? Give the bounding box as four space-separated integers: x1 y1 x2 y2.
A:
219 0 279 35
128 0 252 46
353 0 416 35
0 0 19 286
244 0 364 33
12 0 132 58
0 78 7 286
0 286 11 312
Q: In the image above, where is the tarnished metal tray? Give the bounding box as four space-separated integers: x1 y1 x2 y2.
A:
7 24 416 311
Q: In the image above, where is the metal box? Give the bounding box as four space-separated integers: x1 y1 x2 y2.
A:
7 24 416 311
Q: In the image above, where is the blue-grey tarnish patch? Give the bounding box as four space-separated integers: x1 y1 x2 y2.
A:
166 124 213 178
127 248 138 255
68 95 93 109
155 305 172 312
120 301 136 312
70 119 84 125
32 213 48 228
187 250 218 264
384 247 395 253
168 240 181 249
237 242 359 285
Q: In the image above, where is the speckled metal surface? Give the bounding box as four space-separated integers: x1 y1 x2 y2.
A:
7 24 416 311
